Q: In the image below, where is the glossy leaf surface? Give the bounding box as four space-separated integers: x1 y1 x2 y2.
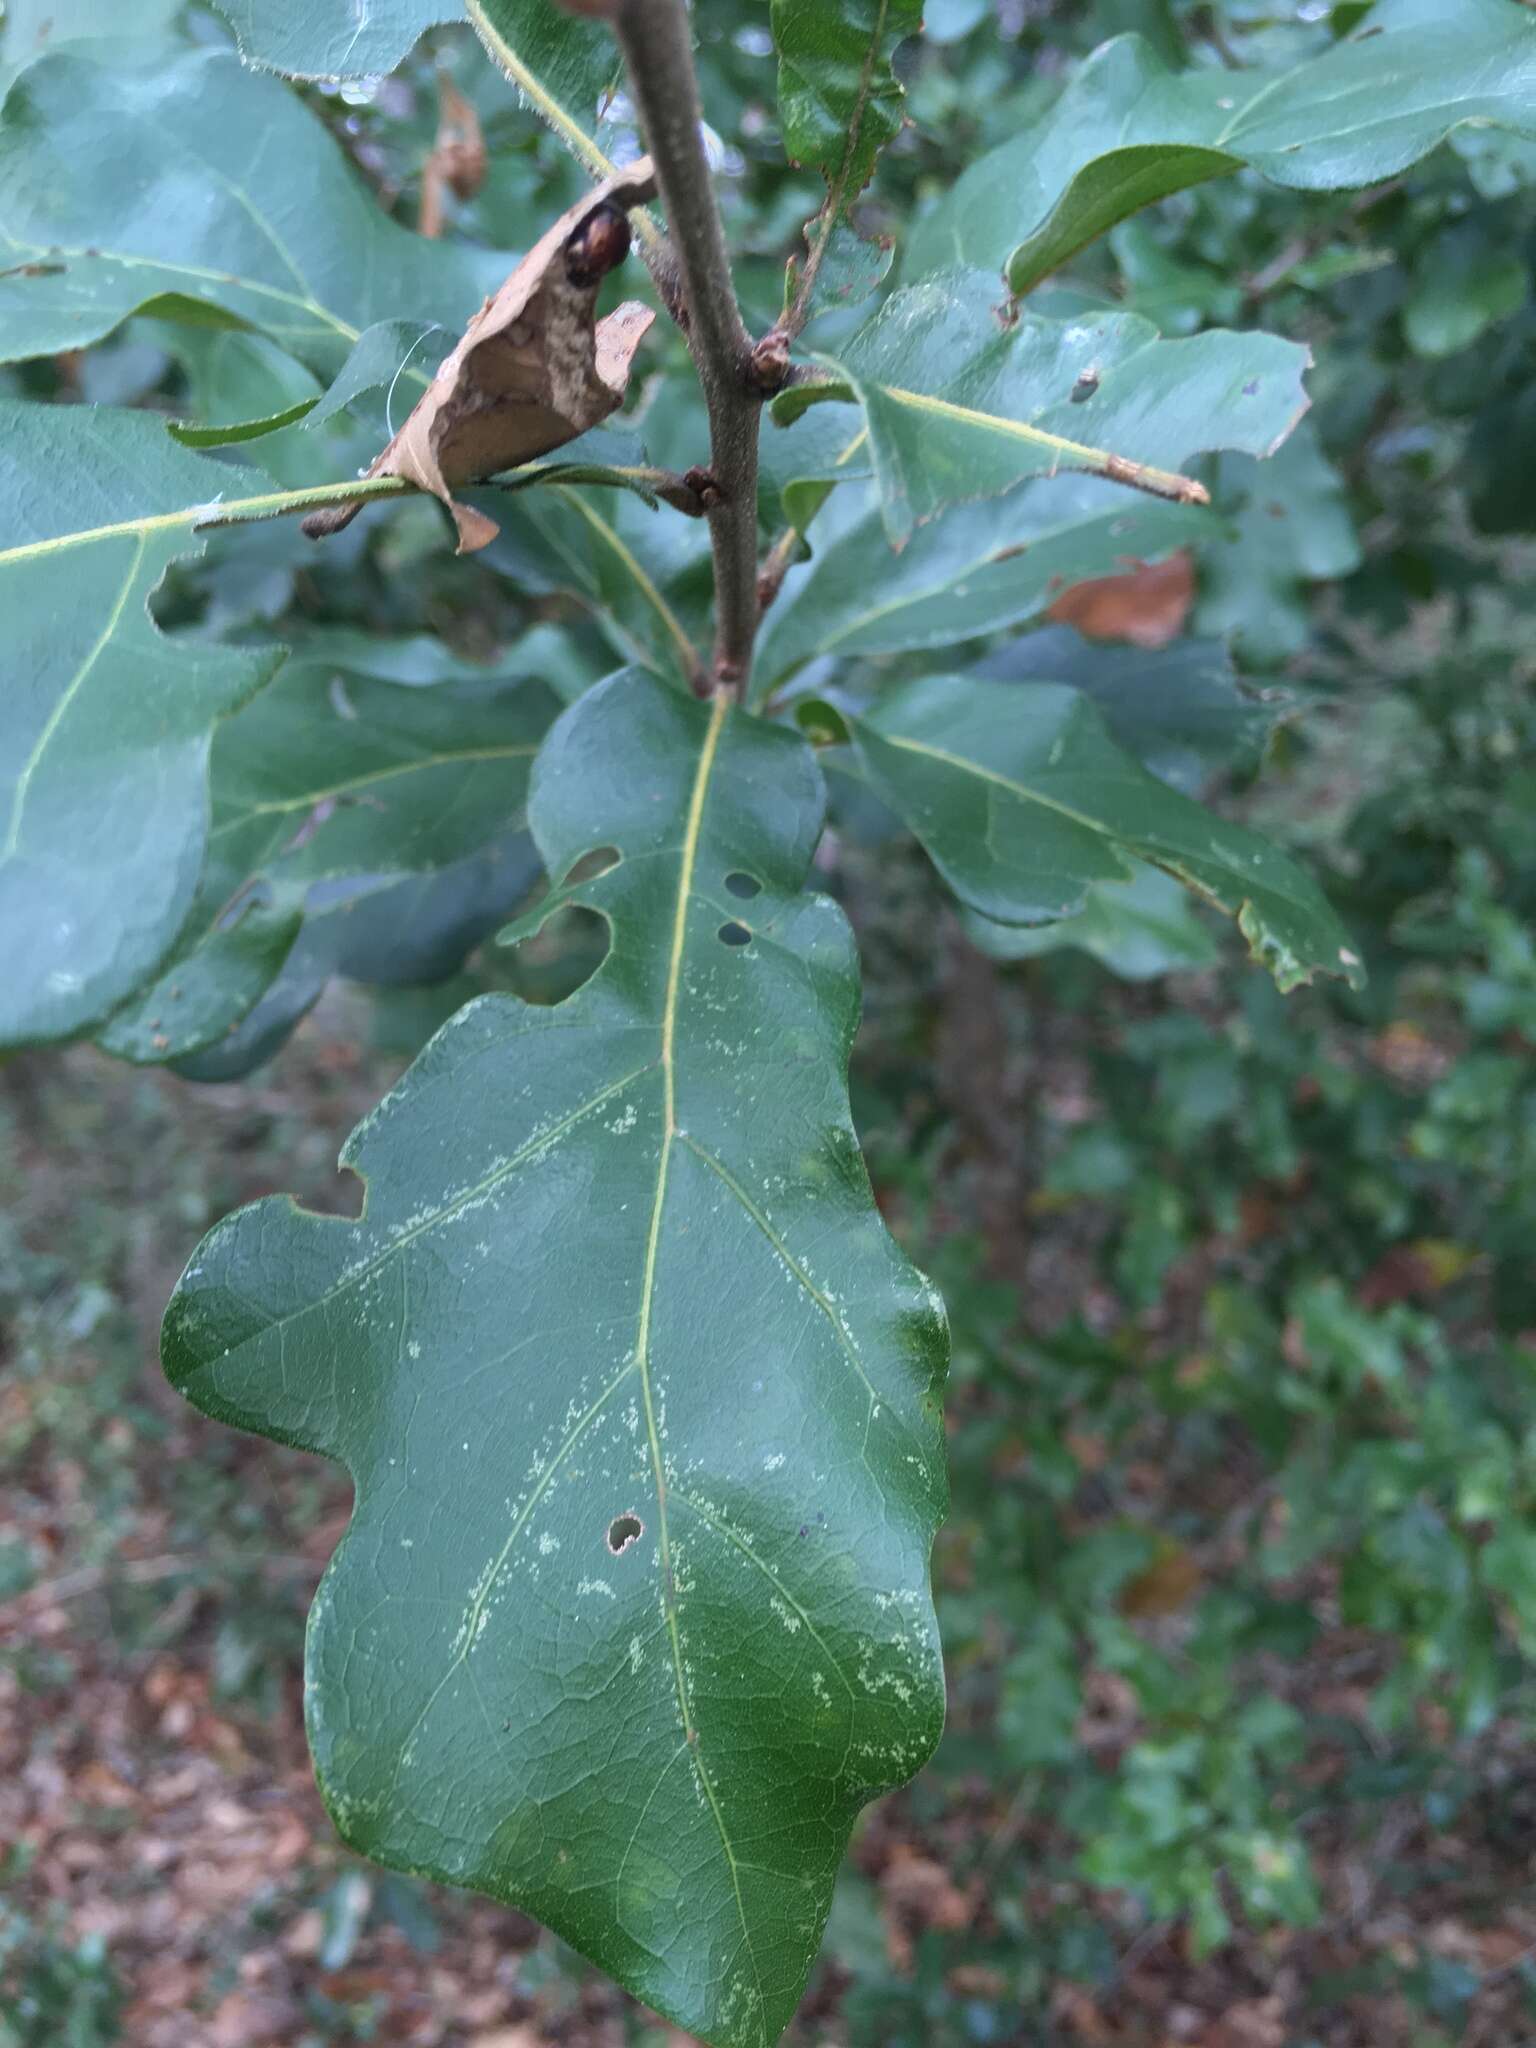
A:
0 403 281 1047
974 628 1275 794
163 674 949 2044
1196 426 1362 666
756 476 1210 691
470 0 625 182
773 276 1311 543
0 0 178 88
485 480 714 684
0 48 499 374
772 0 922 197
840 674 1363 991
962 863 1219 981
208 0 458 80
202 641 557 897
908 0 1536 294
172 835 544 1082
108 634 561 1069
96 897 304 1064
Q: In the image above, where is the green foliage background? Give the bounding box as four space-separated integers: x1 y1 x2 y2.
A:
4 0 1536 2042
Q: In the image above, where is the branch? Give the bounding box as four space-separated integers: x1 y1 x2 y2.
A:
465 0 687 325
1240 178 1402 303
191 464 709 544
566 0 762 696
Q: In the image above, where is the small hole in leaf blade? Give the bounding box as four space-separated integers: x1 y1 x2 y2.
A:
718 921 752 947
607 1513 643 1554
564 845 620 885
724 872 761 900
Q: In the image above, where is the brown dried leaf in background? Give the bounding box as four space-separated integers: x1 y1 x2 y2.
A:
1047 550 1196 647
1119 1541 1203 1618
305 159 658 553
1356 1237 1478 1308
419 74 487 239
881 1845 975 1968
1208 1994 1288 2048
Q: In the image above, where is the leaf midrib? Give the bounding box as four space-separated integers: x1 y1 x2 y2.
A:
628 691 767 2023
2 535 145 862
0 476 411 568
871 383 1206 505
549 485 700 684
210 741 542 837
873 724 1326 922
0 226 358 344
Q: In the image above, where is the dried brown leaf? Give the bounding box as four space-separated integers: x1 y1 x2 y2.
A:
306 159 658 552
419 74 488 237
1046 550 1196 648
1119 1542 1204 1618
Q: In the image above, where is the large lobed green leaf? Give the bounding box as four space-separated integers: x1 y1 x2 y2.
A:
0 46 500 374
908 0 1536 294
162 672 949 2047
772 274 1311 543
830 673 1363 992
0 403 287 1047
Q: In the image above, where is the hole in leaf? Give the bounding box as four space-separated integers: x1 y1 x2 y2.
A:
724 872 761 900
294 1162 366 1220
564 845 620 886
718 921 752 948
504 905 610 1006
607 1513 643 1554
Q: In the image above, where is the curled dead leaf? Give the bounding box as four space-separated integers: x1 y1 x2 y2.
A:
306 159 658 553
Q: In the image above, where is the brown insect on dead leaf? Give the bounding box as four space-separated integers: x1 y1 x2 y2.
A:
304 158 659 554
